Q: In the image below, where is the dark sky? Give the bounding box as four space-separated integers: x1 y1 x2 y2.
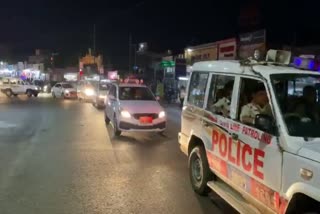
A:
1 0 320 68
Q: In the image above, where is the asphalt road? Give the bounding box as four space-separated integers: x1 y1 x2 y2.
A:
0 94 237 214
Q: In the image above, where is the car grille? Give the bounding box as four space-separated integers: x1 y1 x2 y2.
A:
132 113 158 120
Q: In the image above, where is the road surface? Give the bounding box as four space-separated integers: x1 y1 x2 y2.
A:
0 95 237 214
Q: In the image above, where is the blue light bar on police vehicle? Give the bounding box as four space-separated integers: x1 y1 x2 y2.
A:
293 56 320 71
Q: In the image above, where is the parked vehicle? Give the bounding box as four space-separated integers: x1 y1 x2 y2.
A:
179 50 320 213
0 77 40 97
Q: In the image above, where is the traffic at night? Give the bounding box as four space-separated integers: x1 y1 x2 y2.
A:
1 0 320 214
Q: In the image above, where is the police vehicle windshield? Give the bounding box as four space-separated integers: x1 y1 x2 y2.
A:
119 86 155 101
271 73 320 138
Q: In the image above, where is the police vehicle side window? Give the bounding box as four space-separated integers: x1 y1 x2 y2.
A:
237 78 273 130
206 75 235 118
187 72 209 108
55 84 61 88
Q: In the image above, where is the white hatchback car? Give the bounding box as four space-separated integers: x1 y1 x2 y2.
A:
51 82 77 99
104 82 166 137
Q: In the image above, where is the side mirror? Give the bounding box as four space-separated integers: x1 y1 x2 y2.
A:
156 96 160 101
254 114 276 134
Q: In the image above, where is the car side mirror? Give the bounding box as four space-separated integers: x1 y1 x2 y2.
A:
254 114 276 134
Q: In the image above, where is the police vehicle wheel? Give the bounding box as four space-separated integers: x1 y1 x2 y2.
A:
26 90 32 97
5 89 13 97
33 93 38 97
189 145 213 195
112 115 121 138
104 114 110 125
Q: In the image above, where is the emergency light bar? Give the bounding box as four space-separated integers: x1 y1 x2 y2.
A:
293 56 320 71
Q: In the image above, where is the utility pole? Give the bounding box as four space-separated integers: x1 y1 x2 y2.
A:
129 33 132 73
93 24 96 56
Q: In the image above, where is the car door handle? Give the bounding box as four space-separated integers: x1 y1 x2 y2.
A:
231 133 239 140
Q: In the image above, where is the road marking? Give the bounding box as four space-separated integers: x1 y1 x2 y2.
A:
0 121 17 128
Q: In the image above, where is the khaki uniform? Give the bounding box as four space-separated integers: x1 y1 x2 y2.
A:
211 97 231 117
240 103 272 123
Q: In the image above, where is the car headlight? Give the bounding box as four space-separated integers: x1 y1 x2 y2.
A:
84 88 94 96
120 110 131 118
159 111 166 118
65 90 70 93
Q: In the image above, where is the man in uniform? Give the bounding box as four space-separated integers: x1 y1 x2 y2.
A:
240 83 272 125
211 80 234 117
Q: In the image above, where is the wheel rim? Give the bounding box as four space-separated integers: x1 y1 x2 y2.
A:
192 155 203 183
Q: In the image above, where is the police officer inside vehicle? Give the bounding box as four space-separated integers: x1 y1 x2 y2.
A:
240 83 272 125
211 80 234 117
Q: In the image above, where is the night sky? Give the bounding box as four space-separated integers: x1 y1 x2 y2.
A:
1 0 320 68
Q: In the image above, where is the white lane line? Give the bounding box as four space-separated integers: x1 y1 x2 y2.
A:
0 121 18 128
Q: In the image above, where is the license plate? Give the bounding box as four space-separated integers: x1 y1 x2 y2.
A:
139 116 153 124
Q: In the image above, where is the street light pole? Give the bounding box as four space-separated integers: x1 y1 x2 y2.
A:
129 33 132 73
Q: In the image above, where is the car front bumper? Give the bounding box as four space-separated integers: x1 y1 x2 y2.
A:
118 116 166 132
64 92 78 98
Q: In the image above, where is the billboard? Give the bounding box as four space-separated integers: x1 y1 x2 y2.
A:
185 44 218 65
108 71 118 80
217 38 237 60
239 30 266 60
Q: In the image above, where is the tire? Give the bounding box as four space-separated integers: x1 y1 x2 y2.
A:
52 92 56 98
33 93 38 97
5 89 13 97
26 90 32 97
104 114 110 125
111 115 121 138
189 145 213 195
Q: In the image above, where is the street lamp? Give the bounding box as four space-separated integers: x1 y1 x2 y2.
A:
187 48 192 53
0 61 4 65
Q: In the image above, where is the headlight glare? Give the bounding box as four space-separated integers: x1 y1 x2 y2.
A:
120 110 131 118
159 111 166 118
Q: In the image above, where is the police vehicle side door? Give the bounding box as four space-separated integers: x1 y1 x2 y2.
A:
230 76 283 212
182 71 209 138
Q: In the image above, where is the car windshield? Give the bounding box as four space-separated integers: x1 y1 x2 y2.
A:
99 83 109 91
271 73 320 138
62 84 73 88
119 87 155 101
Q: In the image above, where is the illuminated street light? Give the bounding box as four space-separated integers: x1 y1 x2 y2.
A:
187 48 192 53
0 61 3 65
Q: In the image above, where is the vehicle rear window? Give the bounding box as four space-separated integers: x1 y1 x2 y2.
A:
119 87 155 101
62 84 73 88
